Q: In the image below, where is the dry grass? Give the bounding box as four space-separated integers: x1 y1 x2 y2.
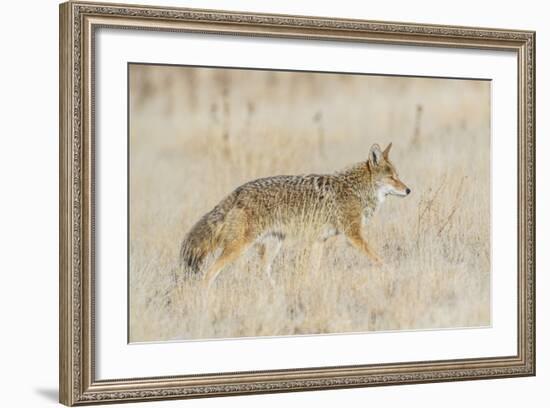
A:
128 65 491 342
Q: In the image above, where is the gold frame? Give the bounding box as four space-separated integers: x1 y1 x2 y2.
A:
59 1 536 405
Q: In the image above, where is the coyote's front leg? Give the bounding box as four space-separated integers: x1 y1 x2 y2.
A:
344 222 383 265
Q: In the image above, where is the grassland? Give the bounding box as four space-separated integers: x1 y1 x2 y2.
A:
128 65 491 342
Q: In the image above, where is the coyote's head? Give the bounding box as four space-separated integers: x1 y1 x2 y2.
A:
368 143 411 201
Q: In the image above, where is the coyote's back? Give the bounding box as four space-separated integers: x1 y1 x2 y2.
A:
179 174 339 272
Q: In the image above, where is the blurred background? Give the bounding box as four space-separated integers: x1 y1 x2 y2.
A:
129 64 491 342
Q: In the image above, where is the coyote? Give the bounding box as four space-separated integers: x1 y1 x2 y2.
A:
180 143 410 288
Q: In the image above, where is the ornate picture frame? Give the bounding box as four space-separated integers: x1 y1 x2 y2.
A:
59 1 535 405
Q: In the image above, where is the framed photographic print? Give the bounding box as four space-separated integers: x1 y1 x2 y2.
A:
59 1 536 405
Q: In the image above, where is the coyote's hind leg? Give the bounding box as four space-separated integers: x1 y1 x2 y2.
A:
203 237 253 291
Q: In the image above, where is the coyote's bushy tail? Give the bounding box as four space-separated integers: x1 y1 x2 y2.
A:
179 213 219 276
179 194 238 276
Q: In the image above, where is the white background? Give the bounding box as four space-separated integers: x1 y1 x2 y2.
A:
0 0 546 407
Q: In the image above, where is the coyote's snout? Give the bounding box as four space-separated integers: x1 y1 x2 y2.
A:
179 142 410 288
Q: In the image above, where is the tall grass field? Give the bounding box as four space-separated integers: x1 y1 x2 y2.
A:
129 64 491 342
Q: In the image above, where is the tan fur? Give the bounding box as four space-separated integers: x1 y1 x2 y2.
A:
179 143 410 289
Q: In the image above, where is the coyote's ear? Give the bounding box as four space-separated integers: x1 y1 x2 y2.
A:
383 142 392 159
369 144 383 166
